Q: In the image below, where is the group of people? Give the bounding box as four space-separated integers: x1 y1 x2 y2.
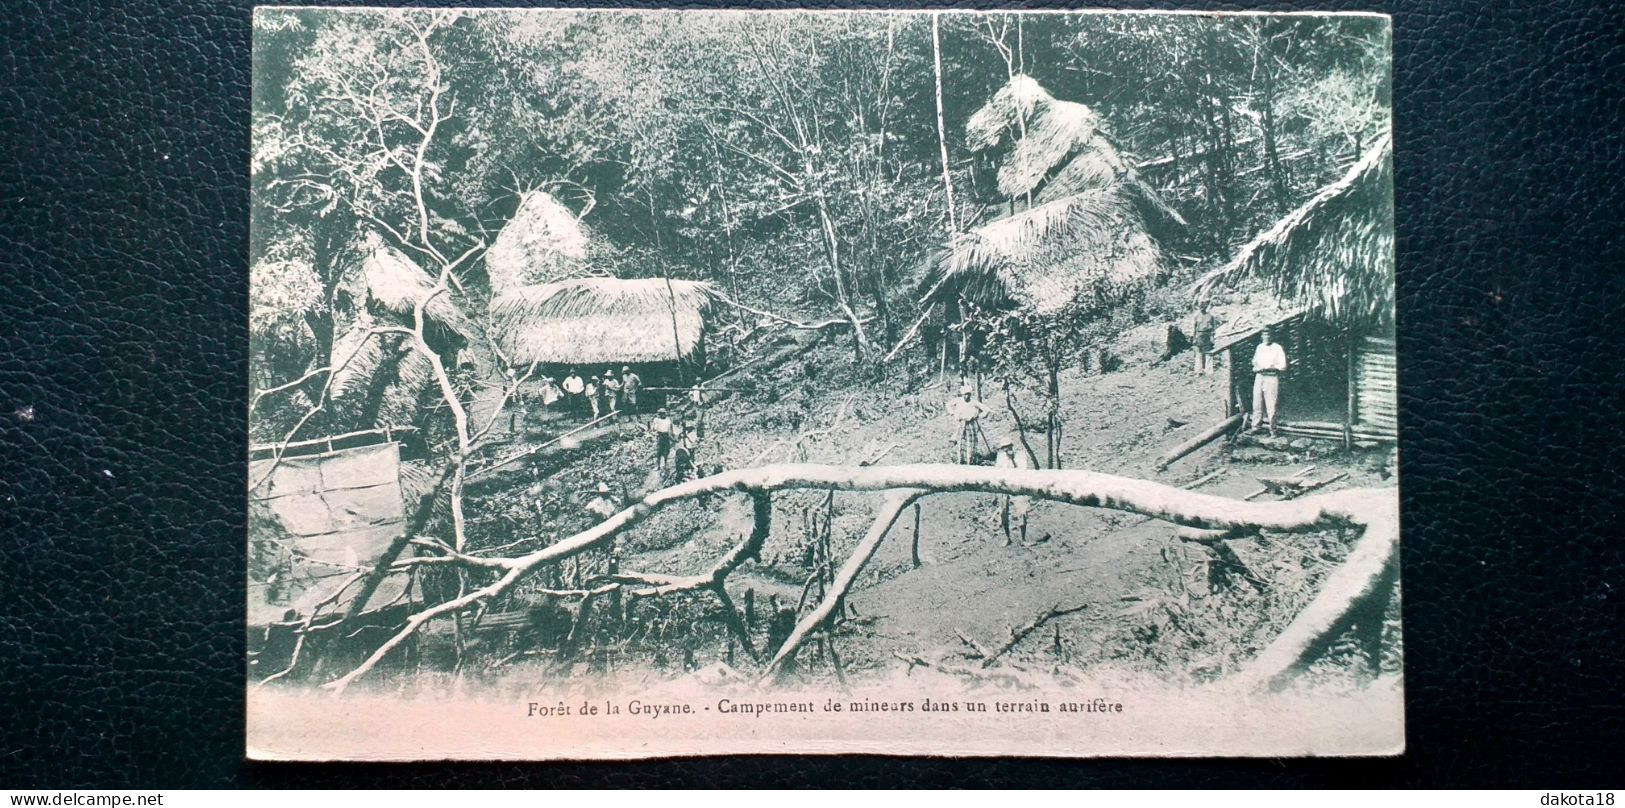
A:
943 382 1037 545
534 366 643 420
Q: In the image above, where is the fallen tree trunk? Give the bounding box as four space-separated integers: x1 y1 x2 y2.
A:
1232 489 1399 690
325 462 1398 693
764 491 923 681
1155 414 1243 471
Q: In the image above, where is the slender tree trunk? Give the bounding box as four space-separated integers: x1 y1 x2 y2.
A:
932 13 959 236
1046 361 1062 469
1260 40 1290 212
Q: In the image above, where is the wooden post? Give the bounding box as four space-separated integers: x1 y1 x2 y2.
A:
1344 328 1357 451
1224 347 1237 418
911 503 922 568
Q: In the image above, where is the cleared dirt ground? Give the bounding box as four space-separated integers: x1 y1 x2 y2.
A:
445 311 1398 690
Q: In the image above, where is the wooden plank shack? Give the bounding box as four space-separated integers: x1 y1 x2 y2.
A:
1211 311 1397 446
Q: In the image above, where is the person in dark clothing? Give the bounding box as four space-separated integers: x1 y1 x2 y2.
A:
1191 299 1221 375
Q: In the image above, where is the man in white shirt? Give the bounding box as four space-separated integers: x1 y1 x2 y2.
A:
648 407 675 472
992 435 1036 545
562 369 586 415
620 366 642 413
1250 327 1288 436
601 370 622 413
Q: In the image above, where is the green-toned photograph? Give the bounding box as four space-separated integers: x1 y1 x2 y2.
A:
248 8 1397 760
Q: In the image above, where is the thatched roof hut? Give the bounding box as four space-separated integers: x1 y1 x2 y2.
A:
966 75 1186 229
484 190 592 293
1193 133 1394 327
325 236 481 430
921 189 1164 315
1192 133 1398 444
920 76 1176 316
356 235 476 338
491 277 720 366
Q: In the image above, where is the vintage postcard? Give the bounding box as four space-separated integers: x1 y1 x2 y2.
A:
248 8 1398 760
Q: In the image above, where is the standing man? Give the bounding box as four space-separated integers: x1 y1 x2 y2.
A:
620 366 642 413
946 383 991 464
670 424 698 482
1191 299 1221 375
648 407 675 473
992 435 1036 546
584 373 602 419
1250 327 1288 436
601 370 622 414
562 368 586 416
687 383 707 439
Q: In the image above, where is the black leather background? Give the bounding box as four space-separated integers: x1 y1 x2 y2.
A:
2 0 1621 789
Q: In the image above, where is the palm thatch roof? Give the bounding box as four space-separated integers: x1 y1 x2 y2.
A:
921 190 1163 315
484 190 591 293
923 76 1174 316
966 75 1185 230
1193 133 1394 327
490 277 720 366
358 236 475 338
328 311 434 429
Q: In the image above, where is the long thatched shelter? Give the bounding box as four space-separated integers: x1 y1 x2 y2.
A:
1193 133 1394 327
1193 133 1396 443
920 76 1179 319
491 277 720 368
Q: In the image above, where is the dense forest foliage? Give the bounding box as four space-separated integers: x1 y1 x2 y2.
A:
250 9 1389 444
248 11 1398 698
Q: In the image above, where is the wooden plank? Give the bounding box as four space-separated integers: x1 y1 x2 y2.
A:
1155 414 1244 471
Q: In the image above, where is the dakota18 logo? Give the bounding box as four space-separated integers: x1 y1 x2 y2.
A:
1541 794 1615 806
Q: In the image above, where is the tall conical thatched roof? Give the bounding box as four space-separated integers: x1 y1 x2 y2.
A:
491 277 720 366
923 76 1172 316
1193 133 1394 326
484 190 591 293
966 75 1185 230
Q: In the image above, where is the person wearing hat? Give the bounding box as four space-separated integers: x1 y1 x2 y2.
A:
992 434 1036 545
620 365 642 413
583 372 601 419
601 369 622 414
946 382 991 464
648 407 676 472
562 368 586 416
538 374 562 411
1249 327 1288 436
670 423 699 482
585 481 619 520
